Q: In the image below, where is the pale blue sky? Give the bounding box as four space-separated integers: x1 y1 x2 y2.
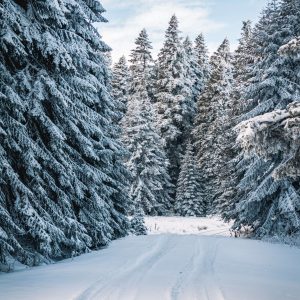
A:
98 0 268 62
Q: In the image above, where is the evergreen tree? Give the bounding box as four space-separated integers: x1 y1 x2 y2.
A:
237 100 300 237
130 207 147 236
123 78 173 215
155 15 195 189
193 38 233 213
194 33 211 91
175 142 206 217
129 29 153 94
111 56 130 119
227 0 300 237
217 21 256 216
0 0 129 269
183 36 202 104
232 20 255 116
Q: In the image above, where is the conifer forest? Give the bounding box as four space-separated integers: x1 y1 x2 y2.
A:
1 1 300 299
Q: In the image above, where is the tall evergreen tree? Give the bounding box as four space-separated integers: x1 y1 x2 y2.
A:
155 15 195 190
0 0 129 269
175 142 206 217
193 38 233 213
123 79 173 215
217 21 256 216
111 56 130 119
129 29 153 94
237 101 300 237
194 33 211 91
232 20 255 116
227 0 300 237
183 36 202 104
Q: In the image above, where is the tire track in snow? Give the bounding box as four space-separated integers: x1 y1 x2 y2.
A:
170 237 200 300
75 235 176 300
170 237 226 300
201 239 226 300
74 236 162 300
125 235 178 300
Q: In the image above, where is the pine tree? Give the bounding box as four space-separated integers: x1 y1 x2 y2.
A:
217 21 256 216
194 33 211 91
183 36 202 104
241 0 293 119
111 56 130 119
193 38 233 213
129 29 154 94
232 20 255 116
155 15 195 189
237 101 300 237
130 207 147 236
0 0 130 269
175 142 206 217
227 0 300 237
123 77 173 215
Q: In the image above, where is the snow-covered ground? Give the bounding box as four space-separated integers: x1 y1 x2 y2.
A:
145 215 232 236
1 217 300 300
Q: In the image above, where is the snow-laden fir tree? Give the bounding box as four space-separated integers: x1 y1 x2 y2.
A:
238 0 300 121
194 33 211 91
0 0 130 269
222 1 282 227
217 21 256 216
183 36 203 104
207 38 234 213
121 27 173 215
130 207 147 235
175 142 206 217
227 0 300 237
193 38 233 213
111 56 130 119
129 29 154 95
232 20 255 116
122 77 173 215
155 15 195 190
237 100 300 237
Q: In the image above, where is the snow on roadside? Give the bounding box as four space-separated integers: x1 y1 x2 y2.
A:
145 216 232 236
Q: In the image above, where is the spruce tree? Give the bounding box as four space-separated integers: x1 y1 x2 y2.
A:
227 0 300 237
183 36 202 104
129 29 154 94
111 56 130 119
155 15 195 189
0 0 129 269
237 101 300 237
217 21 256 216
232 20 255 116
193 38 233 213
123 78 173 215
130 207 147 236
194 33 211 91
175 142 206 217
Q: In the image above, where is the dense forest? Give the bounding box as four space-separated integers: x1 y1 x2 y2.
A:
1 0 300 271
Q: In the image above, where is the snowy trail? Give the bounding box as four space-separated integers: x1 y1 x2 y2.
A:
77 235 225 300
76 235 177 300
1 217 300 300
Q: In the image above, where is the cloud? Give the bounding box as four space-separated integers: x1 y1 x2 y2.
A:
98 0 225 62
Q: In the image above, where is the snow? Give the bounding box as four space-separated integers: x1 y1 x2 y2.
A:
145 215 232 236
1 217 300 300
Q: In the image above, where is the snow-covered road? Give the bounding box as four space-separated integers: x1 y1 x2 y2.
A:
1 217 300 300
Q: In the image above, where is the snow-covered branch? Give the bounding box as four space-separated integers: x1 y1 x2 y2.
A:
237 102 300 179
278 37 300 56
